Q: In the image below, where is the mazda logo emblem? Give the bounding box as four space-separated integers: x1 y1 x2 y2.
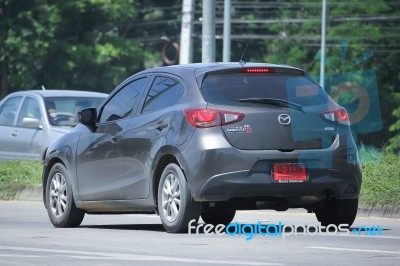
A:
278 114 291 125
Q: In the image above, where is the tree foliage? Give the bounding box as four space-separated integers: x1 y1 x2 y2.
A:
0 0 145 96
388 93 400 152
1 0 58 97
209 0 399 151
0 0 399 150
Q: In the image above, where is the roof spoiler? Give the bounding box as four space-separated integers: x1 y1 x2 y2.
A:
195 67 306 88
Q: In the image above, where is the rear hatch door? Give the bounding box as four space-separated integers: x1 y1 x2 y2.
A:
201 68 338 150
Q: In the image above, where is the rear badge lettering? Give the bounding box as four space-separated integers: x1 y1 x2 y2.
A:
227 124 253 134
324 127 335 131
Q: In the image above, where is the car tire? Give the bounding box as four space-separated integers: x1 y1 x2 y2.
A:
45 163 85 227
157 163 201 233
315 198 358 227
201 208 236 226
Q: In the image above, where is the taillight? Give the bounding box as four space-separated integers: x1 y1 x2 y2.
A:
322 108 350 125
240 68 274 73
184 108 244 128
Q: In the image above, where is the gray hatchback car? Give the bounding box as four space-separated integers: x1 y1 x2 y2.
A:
43 63 362 233
0 90 107 161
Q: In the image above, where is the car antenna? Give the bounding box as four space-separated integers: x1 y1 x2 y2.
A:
41 85 46 90
239 43 249 66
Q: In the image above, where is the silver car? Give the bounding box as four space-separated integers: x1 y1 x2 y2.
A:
0 90 107 161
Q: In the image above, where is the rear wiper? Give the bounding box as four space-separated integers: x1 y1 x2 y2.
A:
239 98 304 112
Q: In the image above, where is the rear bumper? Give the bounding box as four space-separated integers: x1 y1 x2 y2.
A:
194 167 361 202
181 129 362 203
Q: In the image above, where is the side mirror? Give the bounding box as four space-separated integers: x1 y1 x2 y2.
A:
78 108 97 131
22 118 42 129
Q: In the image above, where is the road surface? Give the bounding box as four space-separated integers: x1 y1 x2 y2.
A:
0 201 399 265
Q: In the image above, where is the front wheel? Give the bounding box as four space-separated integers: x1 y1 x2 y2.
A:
157 163 201 233
315 198 358 227
45 163 85 227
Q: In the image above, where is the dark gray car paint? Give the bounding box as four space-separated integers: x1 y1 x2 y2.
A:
43 63 362 214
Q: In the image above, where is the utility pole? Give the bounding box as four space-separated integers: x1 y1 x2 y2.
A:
320 0 327 88
202 0 215 63
223 0 231 62
179 0 195 64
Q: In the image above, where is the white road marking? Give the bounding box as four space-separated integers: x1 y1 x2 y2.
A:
0 254 44 258
322 234 400 240
0 246 283 265
306 246 400 255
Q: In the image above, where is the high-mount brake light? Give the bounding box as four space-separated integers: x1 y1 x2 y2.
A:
241 68 274 73
322 108 350 125
184 108 245 128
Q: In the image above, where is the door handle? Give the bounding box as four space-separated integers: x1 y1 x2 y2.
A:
110 133 122 143
155 121 168 131
11 131 19 137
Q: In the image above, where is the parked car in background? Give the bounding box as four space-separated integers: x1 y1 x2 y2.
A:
42 63 362 233
0 90 107 161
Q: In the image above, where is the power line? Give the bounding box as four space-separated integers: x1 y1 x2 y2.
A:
212 34 400 41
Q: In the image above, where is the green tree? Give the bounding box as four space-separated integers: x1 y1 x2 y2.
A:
388 93 400 153
41 0 145 92
0 0 59 98
257 0 400 150
0 0 145 96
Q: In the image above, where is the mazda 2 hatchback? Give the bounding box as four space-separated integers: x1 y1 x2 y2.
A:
43 63 362 232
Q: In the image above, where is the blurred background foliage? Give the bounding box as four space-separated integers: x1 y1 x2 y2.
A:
0 0 399 151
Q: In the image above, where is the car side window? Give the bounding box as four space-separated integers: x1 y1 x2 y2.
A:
0 96 23 126
99 78 147 123
17 97 41 127
142 76 184 114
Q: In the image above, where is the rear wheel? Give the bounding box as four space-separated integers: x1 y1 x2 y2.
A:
157 163 201 233
315 198 358 227
45 163 85 227
201 208 236 226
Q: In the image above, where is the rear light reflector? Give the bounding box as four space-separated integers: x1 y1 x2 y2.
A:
241 68 274 73
184 108 244 128
322 108 350 125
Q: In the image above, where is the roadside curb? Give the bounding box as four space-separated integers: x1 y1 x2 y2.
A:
11 187 400 219
13 186 42 202
358 205 400 219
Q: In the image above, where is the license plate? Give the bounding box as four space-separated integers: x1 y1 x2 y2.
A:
272 163 307 183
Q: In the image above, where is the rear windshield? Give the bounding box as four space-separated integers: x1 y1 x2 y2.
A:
201 73 329 107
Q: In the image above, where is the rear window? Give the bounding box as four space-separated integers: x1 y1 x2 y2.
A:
201 74 329 107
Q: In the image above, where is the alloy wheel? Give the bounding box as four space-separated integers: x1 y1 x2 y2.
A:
49 172 68 218
161 173 181 222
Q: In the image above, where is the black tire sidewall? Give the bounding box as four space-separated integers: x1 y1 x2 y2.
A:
201 208 236 226
157 163 200 233
45 163 82 227
315 198 358 227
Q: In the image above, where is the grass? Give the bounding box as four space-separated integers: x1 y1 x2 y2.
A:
0 160 42 200
0 153 399 209
359 151 400 208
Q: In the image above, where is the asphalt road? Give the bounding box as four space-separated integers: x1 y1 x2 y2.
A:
0 201 399 266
